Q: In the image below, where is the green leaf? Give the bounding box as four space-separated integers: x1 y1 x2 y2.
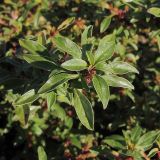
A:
53 35 82 59
95 34 115 63
22 54 57 71
74 89 94 130
92 75 110 109
46 92 56 111
53 104 66 121
61 59 87 71
81 25 93 45
19 39 46 55
131 125 143 143
100 16 112 33
58 17 75 31
102 74 134 90
38 73 78 94
95 62 112 72
148 7 160 17
103 139 124 150
86 52 95 65
108 61 139 74
147 148 159 158
135 131 160 151
15 105 30 126
38 146 47 160
14 89 39 106
37 32 46 45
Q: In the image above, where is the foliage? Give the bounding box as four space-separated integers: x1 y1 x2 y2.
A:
0 0 160 160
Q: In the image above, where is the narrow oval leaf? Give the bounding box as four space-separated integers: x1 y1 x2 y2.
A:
108 61 139 74
131 125 143 143
103 74 134 90
46 92 56 111
100 16 112 33
148 7 160 17
148 148 159 158
81 25 93 45
19 39 46 55
53 35 82 59
74 89 94 130
23 54 57 71
58 17 75 31
136 131 160 151
95 34 115 63
15 105 30 126
38 146 47 160
95 62 112 72
14 89 39 106
38 73 78 94
61 59 87 71
103 139 124 150
92 75 110 109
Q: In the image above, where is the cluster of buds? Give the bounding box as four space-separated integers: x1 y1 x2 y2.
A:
84 67 96 85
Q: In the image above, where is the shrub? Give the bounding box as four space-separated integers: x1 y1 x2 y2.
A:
0 0 160 160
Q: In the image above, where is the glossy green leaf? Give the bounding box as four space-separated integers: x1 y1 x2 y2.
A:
22 54 57 71
58 17 75 31
53 35 82 58
74 89 94 130
95 34 115 63
135 131 160 151
108 61 139 74
100 16 112 33
19 39 46 55
81 25 93 45
92 75 110 109
148 7 160 17
14 89 39 106
103 74 134 90
38 146 47 160
61 59 87 71
46 92 56 111
38 73 78 94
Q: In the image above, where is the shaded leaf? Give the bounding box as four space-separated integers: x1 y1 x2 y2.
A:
22 54 57 71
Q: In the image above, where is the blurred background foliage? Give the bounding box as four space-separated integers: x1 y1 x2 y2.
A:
0 0 160 159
